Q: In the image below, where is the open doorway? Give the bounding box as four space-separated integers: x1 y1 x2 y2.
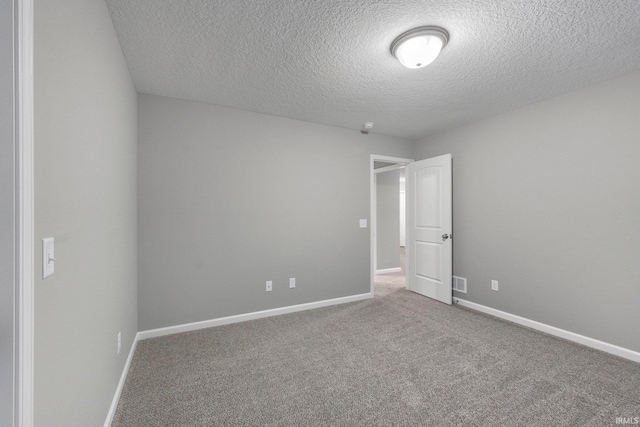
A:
370 155 413 297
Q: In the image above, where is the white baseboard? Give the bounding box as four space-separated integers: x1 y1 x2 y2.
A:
454 298 640 364
375 267 402 275
138 293 373 341
103 333 140 427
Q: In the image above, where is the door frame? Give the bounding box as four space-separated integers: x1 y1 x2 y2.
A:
370 155 413 296
14 0 35 425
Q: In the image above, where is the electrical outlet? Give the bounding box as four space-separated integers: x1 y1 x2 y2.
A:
491 280 499 291
266 281 272 292
289 278 295 288
117 332 121 354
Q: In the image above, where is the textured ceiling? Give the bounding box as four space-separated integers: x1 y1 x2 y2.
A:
105 0 640 140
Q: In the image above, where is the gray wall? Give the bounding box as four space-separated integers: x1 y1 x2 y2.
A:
375 170 400 271
415 71 640 352
138 94 414 331
34 0 137 424
1 0 15 423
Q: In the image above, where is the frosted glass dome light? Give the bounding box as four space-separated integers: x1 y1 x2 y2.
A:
391 26 449 69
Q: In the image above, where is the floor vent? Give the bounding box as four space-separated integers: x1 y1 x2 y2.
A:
453 276 467 293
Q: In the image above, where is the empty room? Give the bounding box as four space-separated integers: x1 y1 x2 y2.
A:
4 0 640 426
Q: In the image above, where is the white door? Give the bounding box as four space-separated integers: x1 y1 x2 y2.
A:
406 154 452 304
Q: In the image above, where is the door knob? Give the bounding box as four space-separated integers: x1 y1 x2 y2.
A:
442 234 450 241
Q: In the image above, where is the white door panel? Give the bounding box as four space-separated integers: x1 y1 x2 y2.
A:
406 154 452 304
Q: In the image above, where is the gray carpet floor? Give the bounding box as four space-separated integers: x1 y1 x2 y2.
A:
113 265 639 426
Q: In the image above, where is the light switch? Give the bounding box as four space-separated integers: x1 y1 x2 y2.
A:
42 237 55 279
359 219 367 228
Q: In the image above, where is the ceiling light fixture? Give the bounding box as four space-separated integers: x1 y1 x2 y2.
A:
390 26 449 69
